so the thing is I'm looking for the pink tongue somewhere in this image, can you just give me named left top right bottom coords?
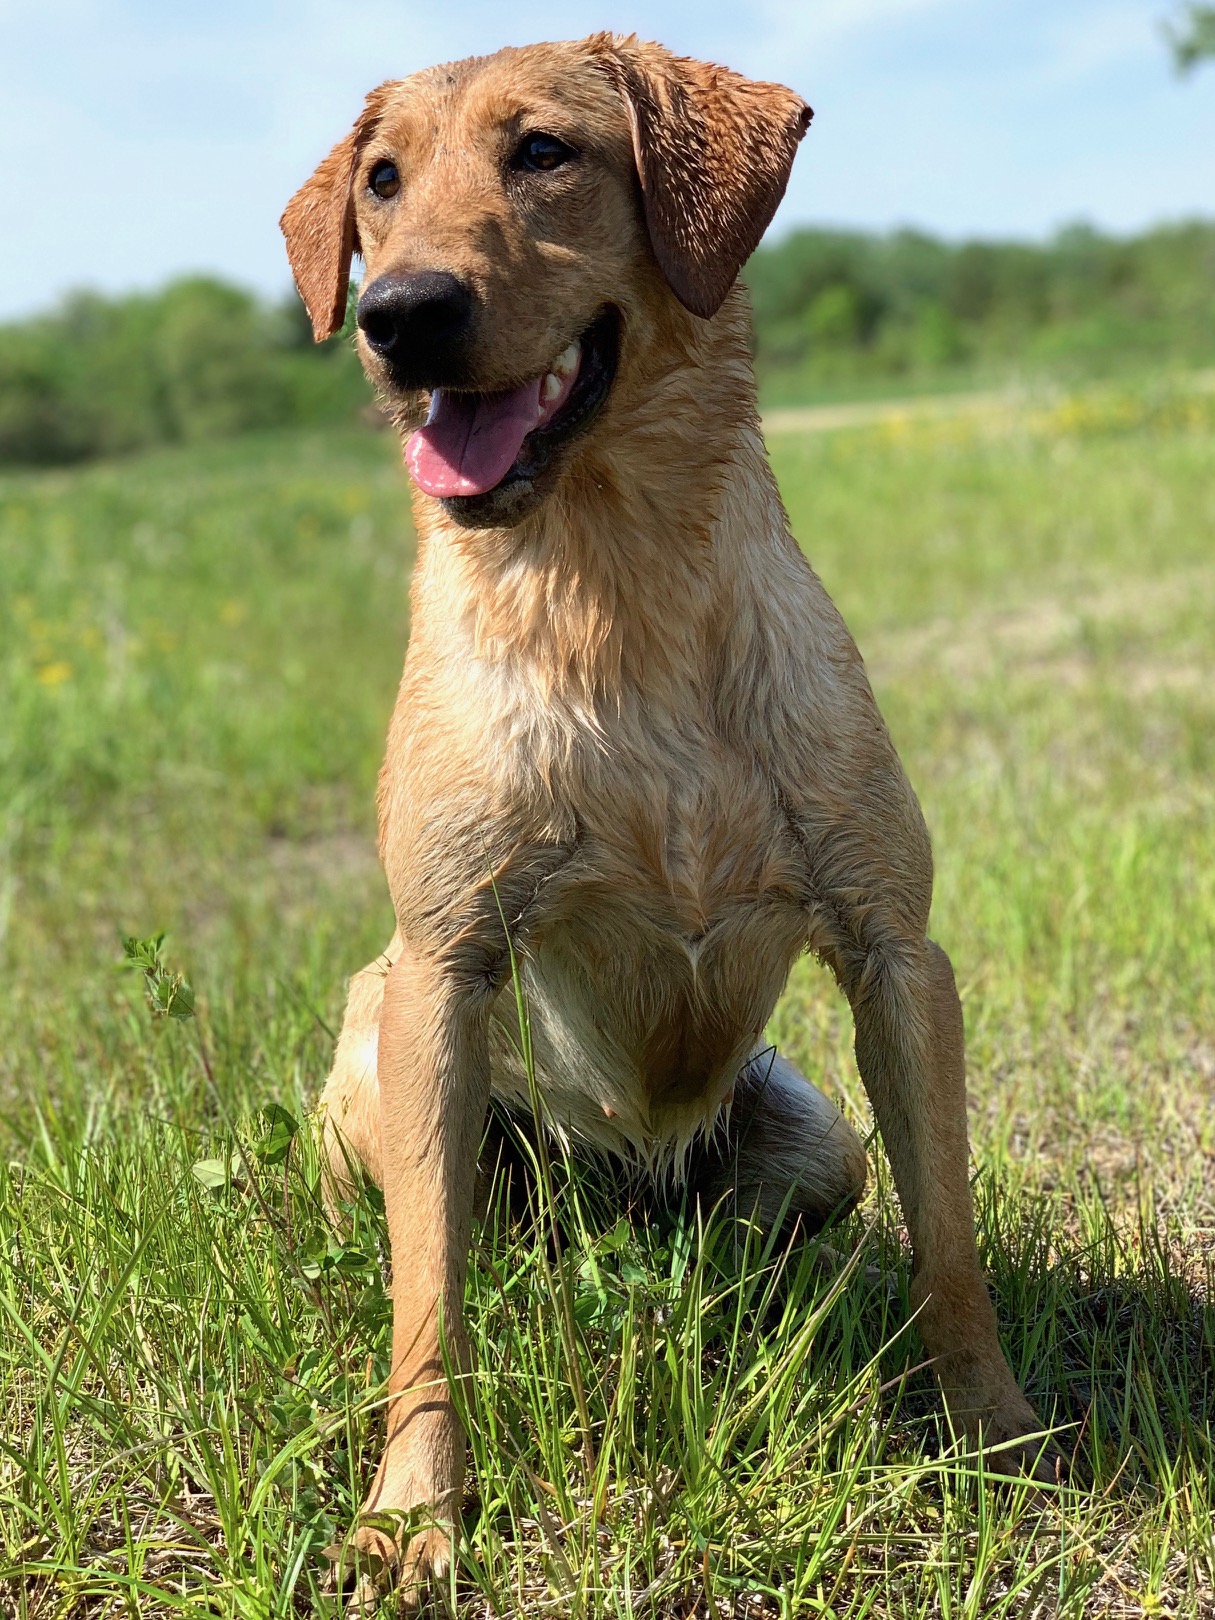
left=406, top=378, right=543, bottom=498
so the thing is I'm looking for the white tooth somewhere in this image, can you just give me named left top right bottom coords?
left=541, top=372, right=563, bottom=404
left=551, top=341, right=579, bottom=378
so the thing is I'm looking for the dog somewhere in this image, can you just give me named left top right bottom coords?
left=281, top=32, right=1057, bottom=1597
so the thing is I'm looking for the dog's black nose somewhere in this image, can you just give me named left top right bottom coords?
left=356, top=271, right=473, bottom=384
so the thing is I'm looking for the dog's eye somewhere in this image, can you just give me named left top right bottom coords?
left=513, top=133, right=575, bottom=173
left=368, top=160, right=400, bottom=200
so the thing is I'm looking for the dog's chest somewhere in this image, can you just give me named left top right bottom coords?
left=464, top=654, right=806, bottom=925
left=576, top=736, right=803, bottom=932
left=490, top=716, right=811, bottom=1150
left=432, top=627, right=815, bottom=1157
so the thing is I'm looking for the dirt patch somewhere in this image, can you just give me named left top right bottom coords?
left=868, top=567, right=1215, bottom=696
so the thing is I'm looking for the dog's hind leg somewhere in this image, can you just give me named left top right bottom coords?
left=688, top=1048, right=868, bottom=1232
left=317, top=933, right=401, bottom=1213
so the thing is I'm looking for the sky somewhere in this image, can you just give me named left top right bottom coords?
left=1, top=0, right=1213, bottom=321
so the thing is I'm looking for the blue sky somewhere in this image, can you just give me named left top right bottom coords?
left=2, top=0, right=1213, bottom=320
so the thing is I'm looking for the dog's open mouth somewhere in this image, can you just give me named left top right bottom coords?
left=405, top=308, right=619, bottom=505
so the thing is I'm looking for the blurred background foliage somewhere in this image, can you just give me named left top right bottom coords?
left=0, top=278, right=365, bottom=466
left=749, top=219, right=1215, bottom=401
left=2, top=216, right=1215, bottom=464
left=1168, top=2, right=1215, bottom=69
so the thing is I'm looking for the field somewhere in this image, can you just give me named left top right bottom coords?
left=1, top=381, right=1213, bottom=1617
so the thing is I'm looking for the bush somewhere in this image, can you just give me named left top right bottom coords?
left=745, top=219, right=1215, bottom=392
left=0, top=278, right=368, bottom=466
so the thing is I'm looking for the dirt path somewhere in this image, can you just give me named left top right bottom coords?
left=760, top=368, right=1215, bottom=437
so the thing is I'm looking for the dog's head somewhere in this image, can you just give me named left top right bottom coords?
left=281, top=36, right=810, bottom=528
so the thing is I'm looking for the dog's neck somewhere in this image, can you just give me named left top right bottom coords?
left=405, top=292, right=780, bottom=706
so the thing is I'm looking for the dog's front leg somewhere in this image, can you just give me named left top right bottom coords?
left=351, top=943, right=490, bottom=1595
left=842, top=932, right=1060, bottom=1478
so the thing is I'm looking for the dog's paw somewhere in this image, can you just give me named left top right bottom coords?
left=323, top=1521, right=393, bottom=1615
left=973, top=1391, right=1067, bottom=1485
left=945, top=1374, right=1067, bottom=1485
left=397, top=1525, right=453, bottom=1605
left=326, top=1515, right=453, bottom=1612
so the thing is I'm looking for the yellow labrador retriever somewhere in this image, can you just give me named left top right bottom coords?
left=282, top=31, right=1056, bottom=1595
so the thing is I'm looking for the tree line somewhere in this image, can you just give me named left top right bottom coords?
left=2, top=218, right=1214, bottom=465
left=0, top=278, right=366, bottom=466
left=748, top=219, right=1215, bottom=394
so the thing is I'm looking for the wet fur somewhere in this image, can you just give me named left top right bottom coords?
left=282, top=32, right=1057, bottom=1600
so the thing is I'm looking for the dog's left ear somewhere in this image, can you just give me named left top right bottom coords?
left=591, top=35, right=812, bottom=320
left=280, top=84, right=393, bottom=342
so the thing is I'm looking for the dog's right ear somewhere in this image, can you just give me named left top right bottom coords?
left=280, top=85, right=392, bottom=342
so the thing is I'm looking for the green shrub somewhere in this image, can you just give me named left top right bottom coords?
left=0, top=278, right=369, bottom=466
left=746, top=219, right=1215, bottom=394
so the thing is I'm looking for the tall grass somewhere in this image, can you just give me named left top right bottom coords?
left=1, top=382, right=1213, bottom=1614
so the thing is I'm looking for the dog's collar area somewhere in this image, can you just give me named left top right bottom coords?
left=435, top=306, right=621, bottom=529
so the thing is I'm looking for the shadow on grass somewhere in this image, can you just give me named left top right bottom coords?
left=474, top=1098, right=1215, bottom=1502
left=979, top=1173, right=1215, bottom=1498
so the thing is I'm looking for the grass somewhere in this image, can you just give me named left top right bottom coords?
left=1, top=380, right=1213, bottom=1616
